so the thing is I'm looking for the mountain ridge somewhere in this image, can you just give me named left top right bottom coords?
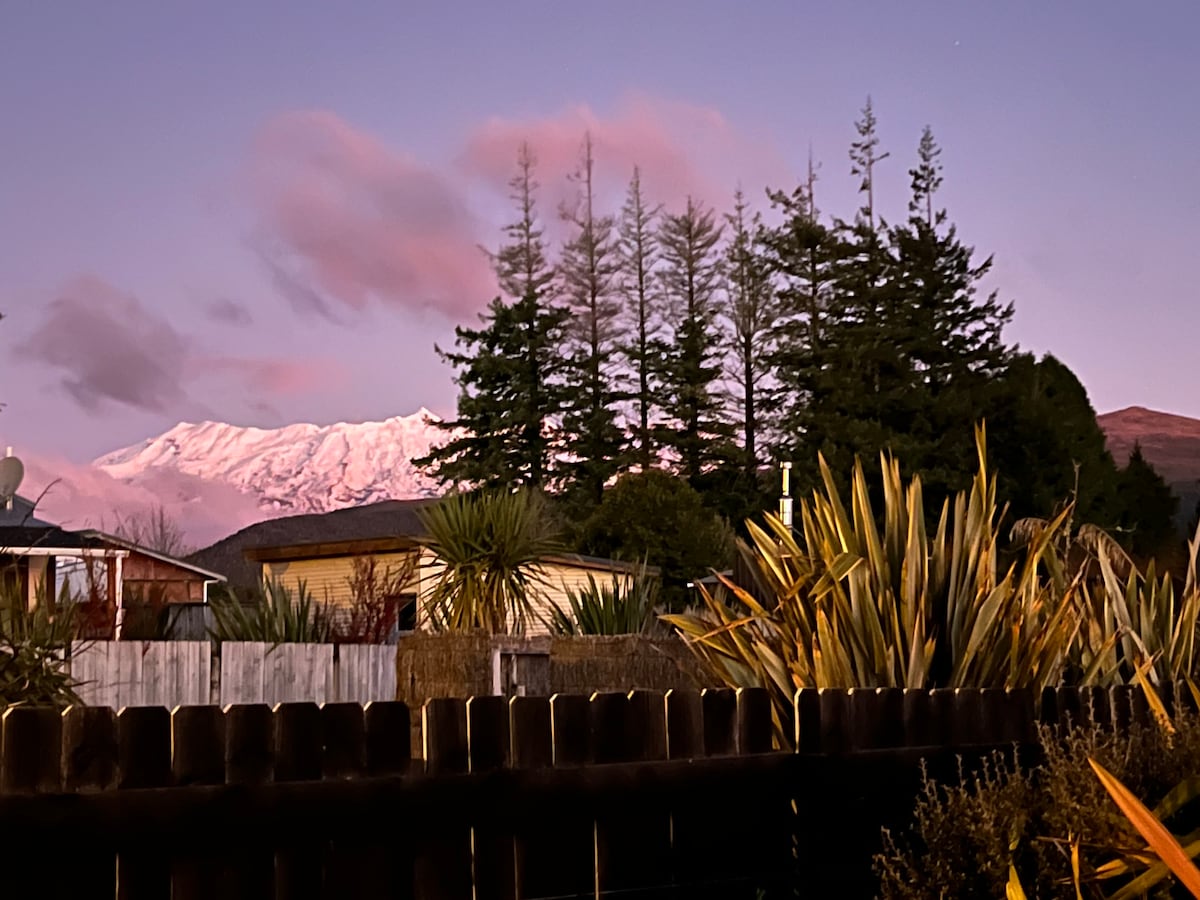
left=94, top=409, right=448, bottom=515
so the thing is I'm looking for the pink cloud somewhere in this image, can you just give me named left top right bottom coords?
left=458, top=93, right=791, bottom=217
left=196, top=356, right=350, bottom=396
left=16, top=276, right=191, bottom=414
left=250, top=110, right=497, bottom=320
left=17, top=275, right=346, bottom=416
left=17, top=452, right=277, bottom=550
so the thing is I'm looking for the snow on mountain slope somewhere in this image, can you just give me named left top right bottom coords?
left=94, top=409, right=447, bottom=514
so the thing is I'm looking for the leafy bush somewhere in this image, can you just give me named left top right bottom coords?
left=209, top=578, right=331, bottom=645
left=579, top=470, right=736, bottom=610
left=0, top=580, right=82, bottom=707
left=547, top=561, right=662, bottom=636
left=330, top=555, right=418, bottom=644
left=876, top=713, right=1200, bottom=899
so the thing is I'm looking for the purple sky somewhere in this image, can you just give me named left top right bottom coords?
left=2, top=0, right=1198, bottom=466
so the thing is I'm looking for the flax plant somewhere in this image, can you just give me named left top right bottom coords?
left=419, top=488, right=563, bottom=635
left=665, top=427, right=1088, bottom=738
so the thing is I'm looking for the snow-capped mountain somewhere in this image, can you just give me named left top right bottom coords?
left=94, top=409, right=447, bottom=514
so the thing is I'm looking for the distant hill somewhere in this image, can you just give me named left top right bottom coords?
left=1099, top=406, right=1200, bottom=528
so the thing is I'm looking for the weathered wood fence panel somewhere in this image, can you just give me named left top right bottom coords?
left=219, top=642, right=335, bottom=706
left=335, top=643, right=397, bottom=703
left=71, top=641, right=211, bottom=709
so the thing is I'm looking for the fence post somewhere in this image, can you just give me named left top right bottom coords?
left=274, top=703, right=324, bottom=900
left=61, top=705, right=119, bottom=899
left=468, top=696, right=516, bottom=900
left=222, top=704, right=275, bottom=899
left=417, top=698, right=473, bottom=900
left=592, top=691, right=671, bottom=897
left=701, top=688, right=737, bottom=756
left=534, top=693, right=594, bottom=900
left=509, top=696, right=555, bottom=900
left=359, top=701, right=414, bottom=900
left=1, top=706, right=62, bottom=793
left=170, top=706, right=227, bottom=900
left=117, top=706, right=172, bottom=900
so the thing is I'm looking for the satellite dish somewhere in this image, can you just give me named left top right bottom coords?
left=0, top=455, right=24, bottom=503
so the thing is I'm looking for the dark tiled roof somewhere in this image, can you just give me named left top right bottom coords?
left=0, top=495, right=55, bottom=529
left=0, top=525, right=106, bottom=551
left=187, top=499, right=435, bottom=589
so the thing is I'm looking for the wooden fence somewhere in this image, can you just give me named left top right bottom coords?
left=0, top=682, right=1170, bottom=899
left=69, top=641, right=397, bottom=708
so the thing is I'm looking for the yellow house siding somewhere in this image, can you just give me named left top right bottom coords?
left=262, top=547, right=633, bottom=636
left=263, top=551, right=420, bottom=609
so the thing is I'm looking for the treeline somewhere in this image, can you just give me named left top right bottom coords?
left=418, top=99, right=1177, bottom=584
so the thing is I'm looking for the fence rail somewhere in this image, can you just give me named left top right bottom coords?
left=0, top=683, right=1184, bottom=899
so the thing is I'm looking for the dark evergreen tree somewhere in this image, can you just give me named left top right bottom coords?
left=723, top=188, right=775, bottom=478
left=616, top=167, right=664, bottom=470
left=656, top=196, right=735, bottom=483
left=558, top=134, right=624, bottom=504
left=579, top=469, right=735, bottom=609
left=1115, top=443, right=1179, bottom=559
left=417, top=144, right=569, bottom=489
left=985, top=353, right=1122, bottom=523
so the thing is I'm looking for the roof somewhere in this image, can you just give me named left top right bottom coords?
left=0, top=524, right=109, bottom=552
left=0, top=495, right=56, bottom=529
left=188, top=499, right=435, bottom=589
left=541, top=554, right=662, bottom=576
left=77, top=530, right=227, bottom=582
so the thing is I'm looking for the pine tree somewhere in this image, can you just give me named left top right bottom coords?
left=417, top=144, right=569, bottom=489
left=557, top=134, right=624, bottom=504
left=761, top=154, right=844, bottom=469
left=616, top=167, right=664, bottom=470
left=656, top=196, right=733, bottom=483
left=885, top=126, right=1013, bottom=491
left=723, top=188, right=775, bottom=476
left=848, top=95, right=890, bottom=232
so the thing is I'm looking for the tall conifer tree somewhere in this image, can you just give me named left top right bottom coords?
left=656, top=196, right=733, bottom=483
left=558, top=134, right=623, bottom=503
left=616, top=167, right=664, bottom=470
left=723, top=188, right=775, bottom=476
left=417, top=144, right=569, bottom=489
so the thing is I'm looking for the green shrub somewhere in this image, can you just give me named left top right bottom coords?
left=209, top=578, right=331, bottom=645
left=876, top=715, right=1200, bottom=898
left=547, top=560, right=663, bottom=636
left=0, top=580, right=82, bottom=708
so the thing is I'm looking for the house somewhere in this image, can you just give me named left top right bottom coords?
left=0, top=494, right=226, bottom=638
left=189, top=499, right=654, bottom=637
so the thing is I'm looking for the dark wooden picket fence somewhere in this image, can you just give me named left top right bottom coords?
left=0, top=683, right=1176, bottom=899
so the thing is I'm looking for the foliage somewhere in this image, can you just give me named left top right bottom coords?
left=1115, top=444, right=1180, bottom=561
left=105, top=504, right=192, bottom=557
left=723, top=188, right=776, bottom=478
left=986, top=353, right=1124, bottom=525
left=209, top=578, right=331, bottom=645
left=547, top=560, right=662, bottom=636
left=876, top=679, right=1200, bottom=900
left=331, top=554, right=418, bottom=644
left=0, top=579, right=81, bottom=707
left=419, top=488, right=563, bottom=635
left=655, top=195, right=736, bottom=484
left=616, top=166, right=665, bottom=471
left=579, top=469, right=736, bottom=610
left=667, top=426, right=1096, bottom=740
left=417, top=143, right=570, bottom=491
left=558, top=133, right=626, bottom=506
